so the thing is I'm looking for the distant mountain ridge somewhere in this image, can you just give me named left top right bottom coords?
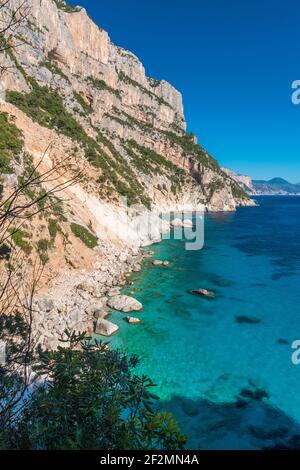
left=252, top=178, right=300, bottom=195
left=222, top=169, right=300, bottom=195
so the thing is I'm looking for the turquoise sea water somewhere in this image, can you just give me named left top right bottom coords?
left=106, top=196, right=300, bottom=449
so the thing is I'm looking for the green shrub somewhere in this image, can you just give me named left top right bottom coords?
left=10, top=229, right=32, bottom=254
left=0, top=112, right=23, bottom=174
left=87, top=76, right=121, bottom=99
left=230, top=181, right=247, bottom=199
left=39, top=60, right=69, bottom=82
left=118, top=72, right=171, bottom=107
left=70, top=223, right=98, bottom=248
left=163, top=130, right=219, bottom=171
left=37, top=239, right=50, bottom=252
left=53, top=0, right=81, bottom=13
left=36, top=239, right=50, bottom=264
left=0, top=331, right=186, bottom=450
left=6, top=78, right=151, bottom=207
left=48, top=219, right=59, bottom=239
left=0, top=244, right=11, bottom=260
left=125, top=140, right=186, bottom=189
left=73, top=91, right=92, bottom=116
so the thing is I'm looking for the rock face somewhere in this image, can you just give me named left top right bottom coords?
left=107, top=295, right=143, bottom=313
left=222, top=168, right=256, bottom=195
left=1, top=0, right=252, bottom=217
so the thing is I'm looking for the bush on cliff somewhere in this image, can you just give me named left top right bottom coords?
left=0, top=112, right=23, bottom=174
left=70, top=223, right=98, bottom=249
left=0, top=330, right=186, bottom=450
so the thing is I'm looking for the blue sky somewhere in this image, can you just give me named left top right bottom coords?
left=69, top=0, right=300, bottom=182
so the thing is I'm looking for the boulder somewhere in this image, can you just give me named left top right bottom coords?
left=94, top=318, right=119, bottom=336
left=132, top=264, right=141, bottom=272
left=152, top=260, right=169, bottom=266
left=126, top=316, right=142, bottom=324
left=107, top=295, right=143, bottom=313
left=182, top=219, right=193, bottom=228
left=93, top=308, right=109, bottom=320
left=85, top=300, right=108, bottom=316
left=107, top=287, right=121, bottom=297
left=171, top=218, right=184, bottom=227
left=171, top=218, right=193, bottom=228
left=189, top=289, right=215, bottom=299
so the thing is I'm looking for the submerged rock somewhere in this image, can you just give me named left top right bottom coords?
left=94, top=318, right=119, bottom=336
left=235, top=315, right=261, bottom=324
left=239, top=387, right=269, bottom=401
left=277, top=338, right=289, bottom=345
left=188, top=289, right=215, bottom=299
left=107, top=295, right=143, bottom=313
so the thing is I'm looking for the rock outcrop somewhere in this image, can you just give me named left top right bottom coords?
left=95, top=318, right=119, bottom=336
left=107, top=295, right=143, bottom=313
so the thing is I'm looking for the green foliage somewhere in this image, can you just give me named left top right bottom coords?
left=6, top=79, right=149, bottom=206
left=118, top=72, right=171, bottom=108
left=163, top=131, right=219, bottom=171
left=53, top=0, right=81, bottom=13
left=125, top=140, right=186, bottom=191
left=0, top=112, right=23, bottom=174
left=1, top=333, right=186, bottom=450
left=48, top=218, right=60, bottom=239
left=39, top=60, right=69, bottom=81
left=73, top=91, right=92, bottom=116
left=230, top=181, right=248, bottom=199
left=207, top=179, right=225, bottom=196
left=0, top=313, right=34, bottom=448
left=70, top=223, right=98, bottom=249
left=36, top=238, right=50, bottom=264
left=0, top=244, right=11, bottom=260
left=6, top=79, right=84, bottom=138
left=10, top=229, right=32, bottom=254
left=36, top=238, right=50, bottom=252
left=87, top=76, right=121, bottom=99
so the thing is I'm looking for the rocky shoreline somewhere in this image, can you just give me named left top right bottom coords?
left=32, top=242, right=149, bottom=350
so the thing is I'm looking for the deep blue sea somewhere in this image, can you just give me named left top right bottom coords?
left=107, top=196, right=300, bottom=449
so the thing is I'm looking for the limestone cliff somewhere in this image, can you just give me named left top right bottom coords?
left=0, top=0, right=255, bottom=346
left=1, top=0, right=253, bottom=216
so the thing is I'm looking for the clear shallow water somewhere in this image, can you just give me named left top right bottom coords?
left=106, top=197, right=300, bottom=449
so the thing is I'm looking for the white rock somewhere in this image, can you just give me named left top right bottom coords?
left=152, top=260, right=164, bottom=266
left=107, top=287, right=121, bottom=297
left=171, top=218, right=183, bottom=227
left=152, top=260, right=169, bottom=266
left=182, top=219, right=193, bottom=228
left=94, top=318, right=119, bottom=336
left=126, top=316, right=142, bottom=324
left=107, top=295, right=143, bottom=313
